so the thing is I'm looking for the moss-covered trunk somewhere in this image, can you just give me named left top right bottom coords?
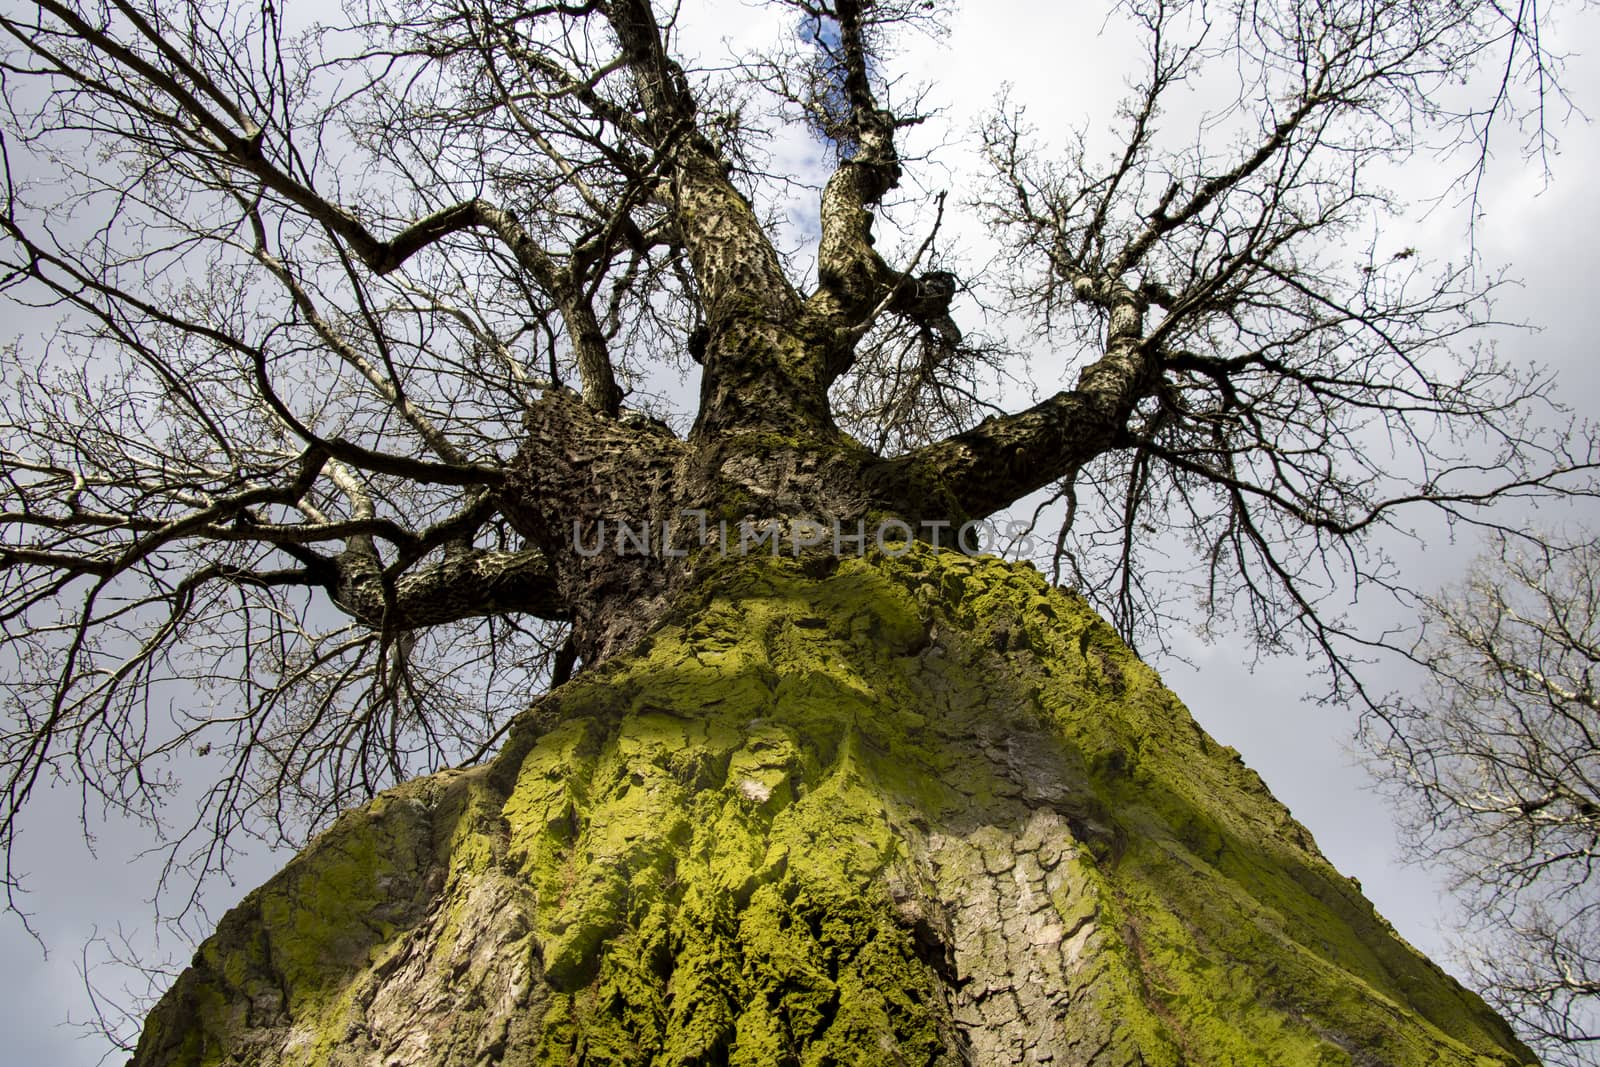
left=132, top=547, right=1534, bottom=1066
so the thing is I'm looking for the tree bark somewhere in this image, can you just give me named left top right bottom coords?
left=131, top=546, right=1534, bottom=1066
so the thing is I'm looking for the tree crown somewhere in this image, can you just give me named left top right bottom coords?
left=0, top=0, right=1592, bottom=926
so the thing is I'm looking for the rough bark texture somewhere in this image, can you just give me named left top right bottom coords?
left=132, top=546, right=1532, bottom=1066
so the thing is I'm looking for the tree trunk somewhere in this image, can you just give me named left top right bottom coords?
left=131, top=547, right=1535, bottom=1066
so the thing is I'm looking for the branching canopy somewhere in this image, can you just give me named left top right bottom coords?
left=1371, top=536, right=1600, bottom=1064
left=0, top=0, right=1591, bottom=925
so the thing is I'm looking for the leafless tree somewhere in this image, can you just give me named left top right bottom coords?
left=0, top=0, right=1590, bottom=1007
left=1370, top=534, right=1600, bottom=1065
left=973, top=0, right=1594, bottom=664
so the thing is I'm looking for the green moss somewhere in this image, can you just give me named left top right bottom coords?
left=133, top=545, right=1537, bottom=1066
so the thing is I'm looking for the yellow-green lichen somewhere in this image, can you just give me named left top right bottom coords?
left=133, top=545, right=1536, bottom=1067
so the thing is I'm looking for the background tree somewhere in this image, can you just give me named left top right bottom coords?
left=0, top=0, right=1592, bottom=1061
left=1370, top=535, right=1600, bottom=1066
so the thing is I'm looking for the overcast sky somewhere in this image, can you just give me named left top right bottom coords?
left=4, top=1, right=1600, bottom=1063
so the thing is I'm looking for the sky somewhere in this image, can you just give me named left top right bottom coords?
left=4, top=1, right=1600, bottom=1062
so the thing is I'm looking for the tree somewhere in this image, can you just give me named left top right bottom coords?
left=0, top=0, right=1590, bottom=1061
left=1370, top=535, right=1600, bottom=1066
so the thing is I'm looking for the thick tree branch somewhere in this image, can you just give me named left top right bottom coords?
left=803, top=0, right=960, bottom=380
left=602, top=0, right=799, bottom=328
left=330, top=547, right=568, bottom=630
left=879, top=283, right=1153, bottom=519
